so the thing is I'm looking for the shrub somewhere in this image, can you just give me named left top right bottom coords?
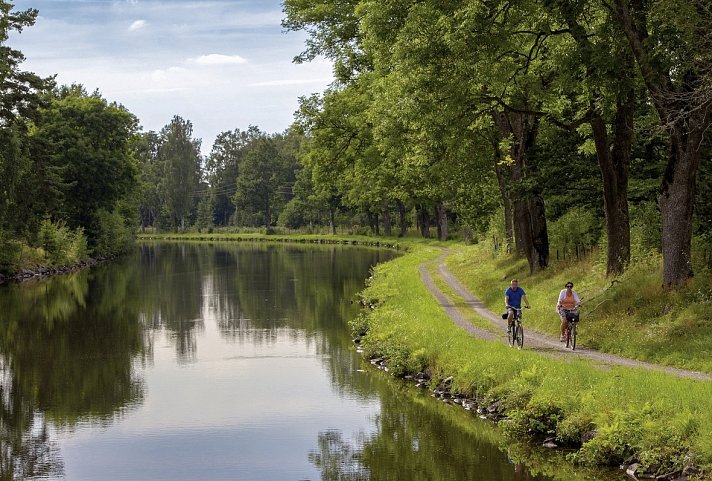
left=349, top=312, right=370, bottom=337
left=93, top=208, right=134, bottom=256
left=37, top=218, right=87, bottom=265
left=0, top=230, right=22, bottom=274
left=504, top=399, right=565, bottom=439
left=630, top=201, right=662, bottom=255
left=549, top=206, right=601, bottom=262
left=556, top=412, right=595, bottom=447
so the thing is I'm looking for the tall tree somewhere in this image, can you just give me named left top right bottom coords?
left=32, top=85, right=138, bottom=240
left=205, top=126, right=262, bottom=226
left=538, top=0, right=637, bottom=276
left=612, top=0, right=712, bottom=286
left=134, top=131, right=163, bottom=230
left=0, top=2, right=52, bottom=238
left=232, top=137, right=288, bottom=227
left=159, top=116, right=202, bottom=230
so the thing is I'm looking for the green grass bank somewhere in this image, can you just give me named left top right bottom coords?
left=355, top=241, right=712, bottom=479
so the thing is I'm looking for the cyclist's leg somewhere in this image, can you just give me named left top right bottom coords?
left=559, top=312, right=567, bottom=341
left=507, top=308, right=514, bottom=332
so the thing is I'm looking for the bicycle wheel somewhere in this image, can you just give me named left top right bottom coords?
left=569, top=323, right=577, bottom=350
left=565, top=323, right=572, bottom=349
left=515, top=323, right=524, bottom=349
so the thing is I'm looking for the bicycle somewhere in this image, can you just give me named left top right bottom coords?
left=561, top=307, right=580, bottom=350
left=506, top=306, right=525, bottom=349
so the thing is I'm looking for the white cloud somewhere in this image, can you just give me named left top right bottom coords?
left=10, top=0, right=335, bottom=155
left=128, top=20, right=147, bottom=32
left=191, top=54, right=248, bottom=66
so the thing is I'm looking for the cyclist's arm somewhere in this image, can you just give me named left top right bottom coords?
left=522, top=294, right=531, bottom=308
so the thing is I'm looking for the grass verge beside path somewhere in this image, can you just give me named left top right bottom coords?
left=444, top=245, right=712, bottom=375
left=356, top=242, right=712, bottom=478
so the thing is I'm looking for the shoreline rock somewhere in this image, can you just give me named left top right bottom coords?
left=0, top=256, right=114, bottom=285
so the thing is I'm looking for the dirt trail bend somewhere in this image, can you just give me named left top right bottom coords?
left=418, top=252, right=711, bottom=382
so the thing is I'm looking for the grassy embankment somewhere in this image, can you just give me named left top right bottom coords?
left=355, top=241, right=712, bottom=477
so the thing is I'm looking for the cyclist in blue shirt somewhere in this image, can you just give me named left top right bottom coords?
left=505, top=279, right=530, bottom=332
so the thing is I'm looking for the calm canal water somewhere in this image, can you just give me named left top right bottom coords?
left=0, top=242, right=617, bottom=481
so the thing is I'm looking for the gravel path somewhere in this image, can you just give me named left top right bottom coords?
left=418, top=252, right=711, bottom=382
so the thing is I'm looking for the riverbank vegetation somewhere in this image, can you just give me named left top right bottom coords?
left=0, top=7, right=139, bottom=275
left=354, top=240, right=712, bottom=478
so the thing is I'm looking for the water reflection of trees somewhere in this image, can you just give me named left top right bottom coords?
left=0, top=264, right=148, bottom=479
left=309, top=430, right=369, bottom=481
left=208, top=244, right=380, bottom=337
left=0, top=242, right=396, bottom=479
left=136, top=244, right=207, bottom=362
left=307, top=376, right=522, bottom=481
left=0, top=361, right=64, bottom=480
left=310, top=376, right=617, bottom=481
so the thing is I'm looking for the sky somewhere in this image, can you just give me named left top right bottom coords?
left=8, top=0, right=334, bottom=155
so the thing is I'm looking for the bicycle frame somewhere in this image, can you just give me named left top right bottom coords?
left=507, top=306, right=524, bottom=349
left=561, top=308, right=579, bottom=350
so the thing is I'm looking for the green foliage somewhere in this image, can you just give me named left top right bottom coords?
left=37, top=218, right=88, bottom=266
left=194, top=196, right=214, bottom=232
left=630, top=201, right=662, bottom=255
left=504, top=399, right=565, bottom=439
left=203, top=126, right=263, bottom=226
left=548, top=207, right=602, bottom=260
left=556, top=412, right=595, bottom=447
left=158, top=116, right=202, bottom=230
left=573, top=405, right=695, bottom=473
left=232, top=137, right=291, bottom=227
left=92, top=208, right=134, bottom=257
left=0, top=230, right=23, bottom=274
left=33, top=86, right=139, bottom=232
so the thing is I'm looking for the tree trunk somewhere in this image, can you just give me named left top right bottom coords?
left=397, top=200, right=407, bottom=237
left=557, top=4, right=633, bottom=276
left=613, top=0, right=711, bottom=286
left=329, top=206, right=336, bottom=235
left=434, top=202, right=448, bottom=241
left=660, top=126, right=703, bottom=285
left=495, top=109, right=548, bottom=271
left=366, top=210, right=379, bottom=235
left=528, top=194, right=549, bottom=271
left=382, top=199, right=392, bottom=237
left=590, top=97, right=633, bottom=276
left=435, top=205, right=442, bottom=240
left=493, top=143, right=514, bottom=253
left=416, top=205, right=430, bottom=238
